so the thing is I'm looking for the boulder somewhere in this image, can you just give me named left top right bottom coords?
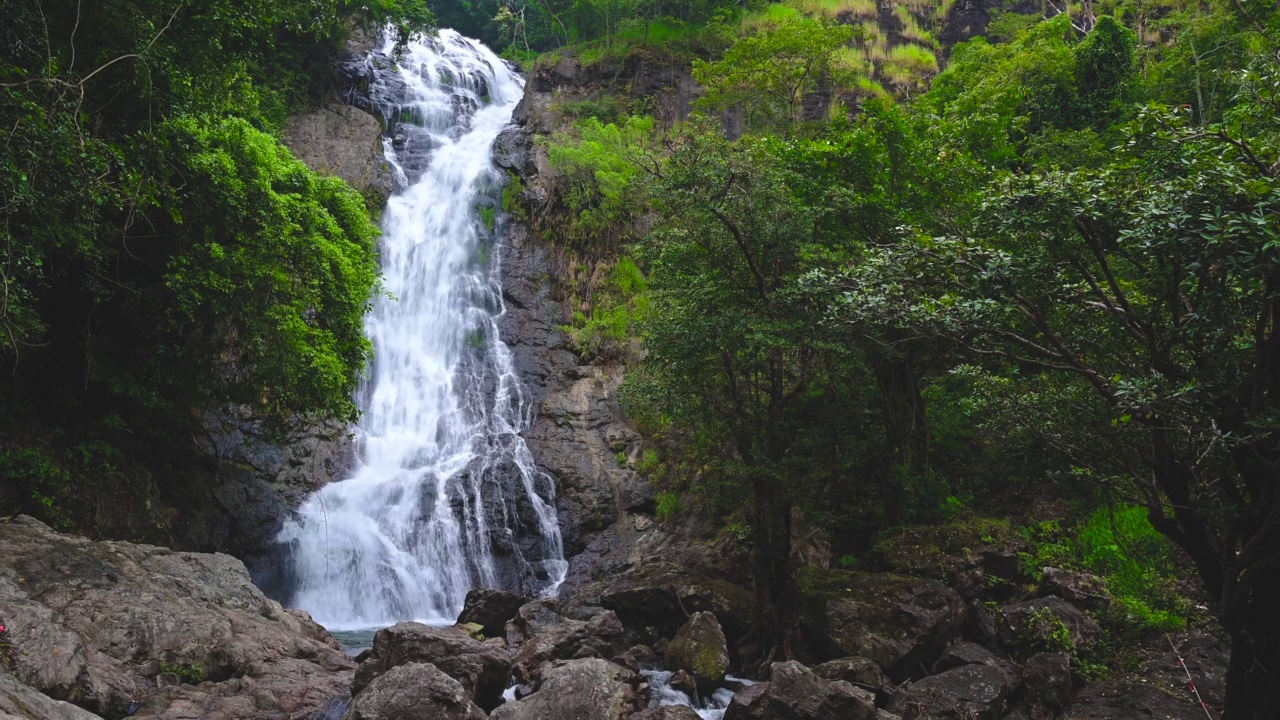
left=1067, top=680, right=1204, bottom=719
left=0, top=670, right=102, bottom=720
left=599, top=561, right=754, bottom=642
left=998, top=596, right=1100, bottom=660
left=490, top=658, right=637, bottom=720
left=508, top=601, right=628, bottom=685
left=664, top=612, right=729, bottom=687
left=343, top=662, right=487, bottom=720
left=813, top=656, right=893, bottom=705
left=1021, top=652, right=1072, bottom=715
left=0, top=515, right=353, bottom=719
left=932, top=642, right=1018, bottom=683
left=353, top=622, right=510, bottom=711
left=902, top=663, right=1017, bottom=720
left=803, top=571, right=967, bottom=681
left=723, top=662, right=876, bottom=720
left=1038, top=568, right=1111, bottom=611
left=458, top=589, right=530, bottom=639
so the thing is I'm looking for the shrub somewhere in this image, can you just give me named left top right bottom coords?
left=656, top=491, right=686, bottom=522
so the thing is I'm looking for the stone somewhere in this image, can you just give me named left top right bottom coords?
left=353, top=622, right=510, bottom=712
left=1022, top=652, right=1072, bottom=715
left=508, top=602, right=628, bottom=686
left=0, top=516, right=353, bottom=719
left=1038, top=568, right=1111, bottom=611
left=903, top=663, right=1017, bottom=720
left=597, top=562, right=754, bottom=643
left=283, top=104, right=393, bottom=202
left=1067, top=680, right=1205, bottom=719
left=458, top=589, right=530, bottom=639
left=0, top=670, right=102, bottom=720
left=489, top=658, right=637, bottom=720
left=932, top=641, right=1018, bottom=683
left=813, top=656, right=893, bottom=704
left=804, top=571, right=967, bottom=681
left=723, top=662, right=876, bottom=720
left=343, top=662, right=487, bottom=720
left=721, top=683, right=769, bottom=720
left=998, top=596, right=1100, bottom=660
left=664, top=612, right=729, bottom=688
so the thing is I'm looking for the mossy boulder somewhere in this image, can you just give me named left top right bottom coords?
left=664, top=612, right=729, bottom=688
left=799, top=569, right=966, bottom=682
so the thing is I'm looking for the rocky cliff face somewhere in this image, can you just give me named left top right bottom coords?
left=181, top=39, right=392, bottom=576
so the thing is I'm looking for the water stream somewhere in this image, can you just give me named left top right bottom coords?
left=277, top=30, right=566, bottom=631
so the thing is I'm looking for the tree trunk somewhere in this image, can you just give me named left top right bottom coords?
left=1221, top=532, right=1280, bottom=719
left=744, top=469, right=798, bottom=671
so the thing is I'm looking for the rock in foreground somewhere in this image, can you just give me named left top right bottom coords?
left=0, top=515, right=353, bottom=719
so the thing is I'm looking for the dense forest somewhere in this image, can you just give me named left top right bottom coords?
left=3, top=0, right=1279, bottom=717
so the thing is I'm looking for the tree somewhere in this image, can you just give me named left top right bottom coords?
left=624, top=125, right=845, bottom=667
left=693, top=18, right=857, bottom=130
left=846, top=66, right=1280, bottom=717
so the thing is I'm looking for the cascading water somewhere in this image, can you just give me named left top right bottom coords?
left=276, top=30, right=567, bottom=631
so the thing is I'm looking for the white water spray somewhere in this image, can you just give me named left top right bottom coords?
left=277, top=30, right=566, bottom=631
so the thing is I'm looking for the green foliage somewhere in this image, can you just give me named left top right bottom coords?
left=159, top=662, right=207, bottom=685
left=656, top=490, right=686, bottom=522
left=548, top=116, right=655, bottom=252
left=693, top=18, right=858, bottom=130
left=1022, top=505, right=1186, bottom=633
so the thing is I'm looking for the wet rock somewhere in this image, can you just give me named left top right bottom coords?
left=1067, top=680, right=1204, bottom=719
left=667, top=669, right=698, bottom=698
left=0, top=516, right=352, bottom=719
left=458, top=588, right=530, bottom=639
left=353, top=622, right=510, bottom=712
left=490, top=658, right=638, bottom=720
left=612, top=645, right=658, bottom=674
left=1021, top=652, right=1072, bottom=715
left=722, top=682, right=769, bottom=720
left=0, top=670, right=102, bottom=720
left=508, top=602, right=628, bottom=685
left=723, top=662, right=876, bottom=720
left=665, top=612, right=729, bottom=688
left=903, top=663, right=1017, bottom=719
left=998, top=596, right=1100, bottom=660
left=804, top=571, right=967, bottom=681
left=344, top=662, right=487, bottom=720
left=1038, top=568, right=1111, bottom=611
left=193, top=410, right=354, bottom=590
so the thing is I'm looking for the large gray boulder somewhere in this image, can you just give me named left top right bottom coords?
left=998, top=596, right=1100, bottom=660
left=0, top=670, right=102, bottom=720
left=723, top=661, right=877, bottom=720
left=343, top=662, right=487, bottom=720
left=664, top=612, right=729, bottom=688
left=507, top=602, right=628, bottom=685
left=0, top=516, right=353, bottom=719
left=353, top=622, right=510, bottom=711
left=490, top=658, right=638, bottom=720
left=901, top=663, right=1017, bottom=719
left=804, top=571, right=967, bottom=681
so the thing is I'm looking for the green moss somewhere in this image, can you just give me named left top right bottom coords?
left=160, top=662, right=206, bottom=685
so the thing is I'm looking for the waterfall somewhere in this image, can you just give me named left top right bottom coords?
left=276, top=29, right=567, bottom=631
